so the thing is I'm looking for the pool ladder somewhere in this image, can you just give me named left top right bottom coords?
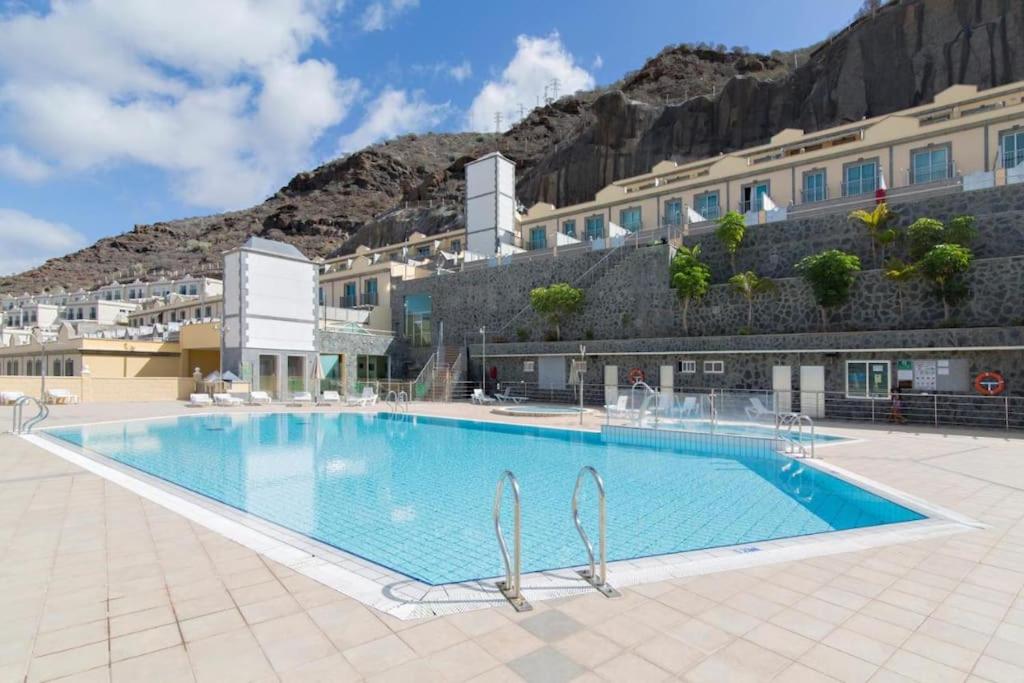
left=775, top=413, right=815, bottom=459
left=11, top=396, right=49, bottom=434
left=384, top=390, right=409, bottom=413
left=572, top=466, right=620, bottom=597
left=492, top=466, right=619, bottom=612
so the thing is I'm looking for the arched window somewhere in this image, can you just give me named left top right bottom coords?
left=34, top=359, right=42, bottom=375
left=65, top=359, right=74, bottom=377
left=53, top=359, right=62, bottom=377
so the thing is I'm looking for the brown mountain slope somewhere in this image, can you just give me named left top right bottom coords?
left=4, top=0, right=1022, bottom=294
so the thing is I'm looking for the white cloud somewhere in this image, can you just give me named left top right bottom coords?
left=467, top=32, right=594, bottom=132
left=592, top=54, right=604, bottom=70
left=359, top=0, right=418, bottom=32
left=0, top=144, right=51, bottom=182
left=449, top=60, right=472, bottom=82
left=338, top=88, right=450, bottom=153
left=0, top=0, right=358, bottom=210
left=0, top=209, right=87, bottom=276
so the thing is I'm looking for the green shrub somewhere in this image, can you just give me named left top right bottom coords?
left=529, top=283, right=584, bottom=341
left=671, top=245, right=711, bottom=335
left=715, top=211, right=746, bottom=273
left=795, top=250, right=861, bottom=330
left=917, top=243, right=972, bottom=321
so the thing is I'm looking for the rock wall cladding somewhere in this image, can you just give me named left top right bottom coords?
left=396, top=241, right=1024, bottom=343
left=687, top=184, right=1024, bottom=285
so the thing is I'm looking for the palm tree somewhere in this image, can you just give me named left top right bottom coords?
left=882, top=258, right=916, bottom=322
left=728, top=271, right=776, bottom=330
left=849, top=202, right=897, bottom=266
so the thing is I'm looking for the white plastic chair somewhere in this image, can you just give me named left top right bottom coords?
left=187, top=393, right=213, bottom=407
left=471, top=388, right=495, bottom=404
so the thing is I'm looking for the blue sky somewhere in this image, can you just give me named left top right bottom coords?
left=0, top=0, right=862, bottom=276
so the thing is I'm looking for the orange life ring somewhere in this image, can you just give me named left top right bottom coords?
left=974, top=371, right=1005, bottom=396
left=628, top=367, right=646, bottom=384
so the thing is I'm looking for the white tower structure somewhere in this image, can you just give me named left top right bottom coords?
left=465, top=152, right=517, bottom=256
left=221, top=237, right=318, bottom=399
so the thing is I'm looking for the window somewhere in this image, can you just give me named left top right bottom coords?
left=179, top=285, right=187, bottom=295
left=619, top=207, right=642, bottom=233
left=1002, top=129, right=1024, bottom=169
left=64, top=359, right=73, bottom=376
left=703, top=360, right=725, bottom=374
left=677, top=359, right=696, bottom=374
left=205, top=306, right=212, bottom=318
left=562, top=220, right=576, bottom=238
left=740, top=182, right=770, bottom=212
left=286, top=356, right=305, bottom=394
left=318, top=287, right=325, bottom=306
left=843, top=160, right=877, bottom=196
left=342, top=282, right=357, bottom=308
left=523, top=360, right=535, bottom=373
left=846, top=360, right=891, bottom=399
left=911, top=145, right=950, bottom=184
left=404, top=293, right=432, bottom=347
left=195, top=308, right=201, bottom=319
left=802, top=170, right=827, bottom=203
left=416, top=245, right=431, bottom=258
left=89, top=307, right=96, bottom=319
left=694, top=192, right=720, bottom=221
left=663, top=199, right=683, bottom=226
left=363, top=278, right=379, bottom=306
left=34, top=359, right=42, bottom=375
left=450, top=239, right=462, bottom=253
left=189, top=284, right=198, bottom=295
left=53, top=359, right=62, bottom=376
left=584, top=215, right=604, bottom=241
left=259, top=355, right=278, bottom=396
left=529, top=226, right=547, bottom=250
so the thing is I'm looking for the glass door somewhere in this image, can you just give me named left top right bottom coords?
left=258, top=355, right=277, bottom=396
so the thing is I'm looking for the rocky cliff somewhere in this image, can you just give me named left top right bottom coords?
left=4, top=0, right=1023, bottom=294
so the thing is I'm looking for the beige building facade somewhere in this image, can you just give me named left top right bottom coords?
left=521, top=82, right=1024, bottom=246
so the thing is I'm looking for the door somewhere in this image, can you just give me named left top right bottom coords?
left=538, top=356, right=567, bottom=391
left=773, top=365, right=792, bottom=414
left=659, top=365, right=674, bottom=397
left=604, top=365, right=618, bottom=405
left=799, top=365, right=825, bottom=418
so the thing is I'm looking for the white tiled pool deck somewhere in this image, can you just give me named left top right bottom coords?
left=3, top=400, right=1024, bottom=682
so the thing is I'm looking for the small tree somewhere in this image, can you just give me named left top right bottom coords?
left=848, top=202, right=896, bottom=265
left=907, top=218, right=945, bottom=261
left=728, top=271, right=776, bottom=331
left=795, top=250, right=861, bottom=330
left=945, top=215, right=978, bottom=248
left=529, top=283, right=584, bottom=341
left=715, top=210, right=746, bottom=273
left=882, top=258, right=917, bottom=321
left=917, top=244, right=972, bottom=321
left=670, top=245, right=711, bottom=335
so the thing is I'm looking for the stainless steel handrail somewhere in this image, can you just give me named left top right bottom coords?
left=775, top=413, right=815, bottom=458
left=571, top=466, right=619, bottom=597
left=12, top=396, right=49, bottom=434
left=492, top=470, right=531, bottom=611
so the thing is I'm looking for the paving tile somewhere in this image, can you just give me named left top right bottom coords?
left=745, top=622, right=815, bottom=659
left=179, top=608, right=246, bottom=642
left=110, top=644, right=194, bottom=683
left=110, top=624, right=182, bottom=662
left=506, top=645, right=585, bottom=683
left=799, top=643, right=878, bottom=683
left=591, top=613, right=659, bottom=648
left=251, top=613, right=338, bottom=673
left=476, top=623, right=545, bottom=663
left=109, top=605, right=177, bottom=638
left=822, top=628, right=895, bottom=666
left=186, top=628, right=274, bottom=683
left=27, top=642, right=109, bottom=683
left=34, top=620, right=108, bottom=657
left=595, top=652, right=671, bottom=682
left=774, top=662, right=841, bottom=682
left=882, top=650, right=967, bottom=683
left=666, top=618, right=734, bottom=654
left=343, top=634, right=418, bottom=677
left=307, top=602, right=392, bottom=651
left=239, top=594, right=302, bottom=625
left=277, top=653, right=362, bottom=682
left=425, top=641, right=501, bottom=682
left=633, top=634, right=705, bottom=675
left=517, top=611, right=583, bottom=643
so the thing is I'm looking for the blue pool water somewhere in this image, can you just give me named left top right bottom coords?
left=653, top=421, right=849, bottom=444
left=47, top=413, right=922, bottom=585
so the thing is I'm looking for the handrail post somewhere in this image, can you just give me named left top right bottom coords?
left=572, top=466, right=620, bottom=598
left=493, top=471, right=531, bottom=612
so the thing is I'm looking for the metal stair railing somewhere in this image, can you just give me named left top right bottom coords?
left=493, top=470, right=531, bottom=612
left=775, top=413, right=815, bottom=458
left=571, top=466, right=619, bottom=598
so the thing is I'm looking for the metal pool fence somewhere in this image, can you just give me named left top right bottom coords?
left=433, top=380, right=1024, bottom=431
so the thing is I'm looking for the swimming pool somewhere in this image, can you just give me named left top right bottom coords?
left=46, top=412, right=922, bottom=586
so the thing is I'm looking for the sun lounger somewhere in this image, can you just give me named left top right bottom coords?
left=45, top=388, right=79, bottom=404
left=187, top=393, right=213, bottom=407
left=346, top=387, right=378, bottom=407
left=288, top=391, right=314, bottom=406
left=493, top=388, right=527, bottom=404
left=744, top=397, right=774, bottom=421
left=604, top=395, right=629, bottom=418
left=471, top=388, right=495, bottom=404
left=320, top=390, right=341, bottom=405
left=213, top=393, right=243, bottom=406
left=247, top=391, right=272, bottom=405
left=679, top=396, right=698, bottom=417
left=0, top=391, right=24, bottom=405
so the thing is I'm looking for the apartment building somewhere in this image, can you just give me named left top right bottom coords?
left=520, top=82, right=1024, bottom=246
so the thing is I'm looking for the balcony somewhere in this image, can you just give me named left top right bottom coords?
left=340, top=295, right=358, bottom=309
left=361, top=291, right=379, bottom=307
